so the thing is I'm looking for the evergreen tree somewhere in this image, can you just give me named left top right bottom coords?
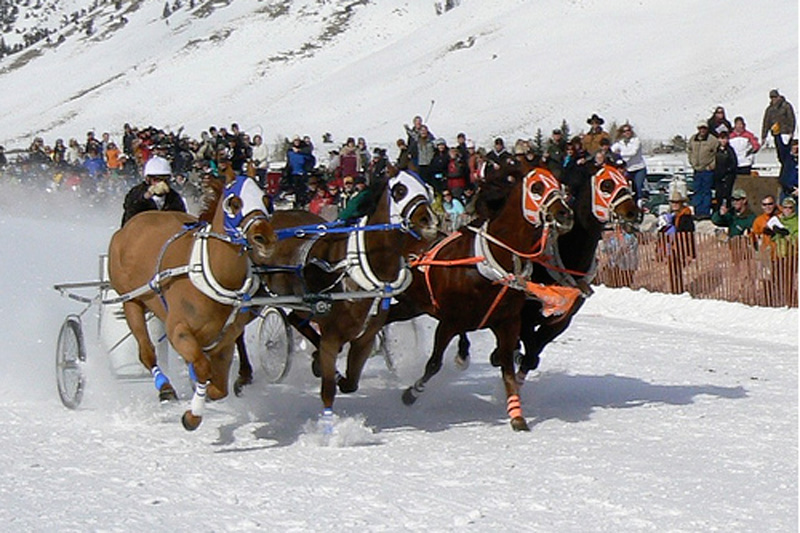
left=532, top=128, right=544, bottom=154
left=560, top=119, right=570, bottom=141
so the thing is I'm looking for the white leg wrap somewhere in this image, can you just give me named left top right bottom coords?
left=191, top=381, right=208, bottom=417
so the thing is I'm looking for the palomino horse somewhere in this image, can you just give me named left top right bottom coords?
left=108, top=175, right=276, bottom=430
left=387, top=164, right=575, bottom=431
left=513, top=162, right=638, bottom=378
left=257, top=170, right=438, bottom=423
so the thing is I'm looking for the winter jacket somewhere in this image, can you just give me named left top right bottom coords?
left=582, top=129, right=611, bottom=156
left=611, top=136, right=645, bottom=172
left=707, top=117, right=732, bottom=137
left=687, top=133, right=719, bottom=171
left=728, top=129, right=760, bottom=170
left=762, top=96, right=796, bottom=140
left=711, top=208, right=755, bottom=237
left=121, top=181, right=187, bottom=227
left=713, top=144, right=739, bottom=182
left=775, top=134, right=798, bottom=195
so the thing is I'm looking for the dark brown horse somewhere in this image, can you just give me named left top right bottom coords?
left=108, top=175, right=277, bottom=430
left=256, top=171, right=438, bottom=424
left=513, top=162, right=638, bottom=378
left=387, top=163, right=575, bottom=431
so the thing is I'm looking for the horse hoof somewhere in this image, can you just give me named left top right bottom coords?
left=338, top=380, right=358, bottom=394
left=401, top=387, right=418, bottom=406
left=181, top=411, right=202, bottom=431
left=159, top=384, right=178, bottom=403
left=489, top=349, right=501, bottom=367
left=233, top=376, right=251, bottom=397
left=510, top=417, right=530, bottom=432
left=454, top=353, right=470, bottom=371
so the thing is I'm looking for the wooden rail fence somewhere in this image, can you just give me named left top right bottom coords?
left=594, top=231, right=798, bottom=308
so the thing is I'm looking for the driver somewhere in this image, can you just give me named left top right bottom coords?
left=121, top=155, right=187, bottom=226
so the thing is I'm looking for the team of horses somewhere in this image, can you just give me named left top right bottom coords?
left=107, top=157, right=638, bottom=432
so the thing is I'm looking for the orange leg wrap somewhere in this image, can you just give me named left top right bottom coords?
left=507, top=394, right=523, bottom=419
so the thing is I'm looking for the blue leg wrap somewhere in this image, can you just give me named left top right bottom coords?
left=152, top=366, right=171, bottom=391
left=188, top=363, right=198, bottom=383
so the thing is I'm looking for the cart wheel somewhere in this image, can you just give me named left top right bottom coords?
left=56, top=314, right=86, bottom=409
left=375, top=319, right=423, bottom=374
left=245, top=307, right=292, bottom=383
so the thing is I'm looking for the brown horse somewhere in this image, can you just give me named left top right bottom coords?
left=387, top=163, right=575, bottom=431
left=257, top=171, right=438, bottom=425
left=512, top=162, right=639, bottom=378
left=108, top=175, right=277, bottom=430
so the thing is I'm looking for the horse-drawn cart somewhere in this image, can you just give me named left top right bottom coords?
left=53, top=254, right=294, bottom=409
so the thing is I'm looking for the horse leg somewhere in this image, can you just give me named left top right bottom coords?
left=493, top=324, right=530, bottom=432
left=233, top=333, right=251, bottom=396
left=454, top=333, right=471, bottom=370
left=402, top=322, right=457, bottom=405
left=168, top=321, right=212, bottom=431
left=338, top=329, right=379, bottom=394
left=317, top=333, right=345, bottom=415
left=517, top=299, right=585, bottom=384
left=287, top=311, right=323, bottom=378
left=122, top=301, right=177, bottom=402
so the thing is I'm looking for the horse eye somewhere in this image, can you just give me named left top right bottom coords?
left=529, top=181, right=545, bottom=197
left=391, top=183, right=408, bottom=203
left=599, top=179, right=615, bottom=194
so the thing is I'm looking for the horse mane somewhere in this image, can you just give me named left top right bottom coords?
left=477, top=156, right=545, bottom=220
left=198, top=178, right=225, bottom=224
left=354, top=177, right=390, bottom=218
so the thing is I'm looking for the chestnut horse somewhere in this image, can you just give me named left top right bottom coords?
left=386, top=163, right=575, bottom=431
left=257, top=170, right=438, bottom=424
left=108, top=175, right=276, bottom=430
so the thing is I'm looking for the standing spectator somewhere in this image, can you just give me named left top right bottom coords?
left=544, top=128, right=567, bottom=178
left=83, top=146, right=107, bottom=188
left=338, top=175, right=358, bottom=211
left=285, top=136, right=314, bottom=208
left=657, top=189, right=696, bottom=294
left=604, top=223, right=638, bottom=288
left=706, top=106, right=733, bottom=137
left=728, top=116, right=761, bottom=177
left=338, top=138, right=359, bottom=182
left=0, top=145, right=6, bottom=168
left=404, top=115, right=434, bottom=165
left=251, top=134, right=269, bottom=189
left=367, top=147, right=388, bottom=185
left=415, top=125, right=436, bottom=187
left=395, top=139, right=410, bottom=170
left=355, top=137, right=370, bottom=179
left=775, top=134, right=798, bottom=201
left=761, top=89, right=796, bottom=150
left=611, top=124, right=647, bottom=205
left=52, top=138, right=67, bottom=167
left=751, top=194, right=780, bottom=252
left=446, top=145, right=467, bottom=197
left=122, top=123, right=136, bottom=158
left=711, top=188, right=755, bottom=237
left=85, top=131, right=102, bottom=155
left=65, top=138, right=84, bottom=166
left=486, top=137, right=513, bottom=168
left=582, top=113, right=611, bottom=155
left=105, top=141, right=125, bottom=190
left=455, top=132, right=471, bottom=184
left=712, top=131, right=738, bottom=209
left=769, top=197, right=798, bottom=258
left=469, top=143, right=485, bottom=186
left=687, top=122, right=719, bottom=219
left=441, top=188, right=466, bottom=231
left=429, top=138, right=450, bottom=194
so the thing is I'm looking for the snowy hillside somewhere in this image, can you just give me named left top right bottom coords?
left=0, top=0, right=796, bottom=151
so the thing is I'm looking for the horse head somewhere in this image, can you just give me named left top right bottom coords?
left=589, top=164, right=638, bottom=224
left=521, top=166, right=574, bottom=234
left=220, top=175, right=278, bottom=263
left=387, top=170, right=438, bottom=243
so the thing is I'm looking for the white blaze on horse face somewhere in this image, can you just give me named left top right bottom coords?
left=591, top=165, right=631, bottom=222
left=522, top=168, right=561, bottom=226
left=388, top=171, right=432, bottom=224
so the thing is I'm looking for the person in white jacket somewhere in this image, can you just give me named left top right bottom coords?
left=728, top=116, right=761, bottom=176
left=611, top=124, right=647, bottom=206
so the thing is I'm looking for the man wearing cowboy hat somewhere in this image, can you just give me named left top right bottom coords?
left=583, top=113, right=611, bottom=156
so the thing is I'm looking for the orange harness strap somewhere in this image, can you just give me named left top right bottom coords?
left=477, top=284, right=510, bottom=329
left=411, top=231, right=485, bottom=310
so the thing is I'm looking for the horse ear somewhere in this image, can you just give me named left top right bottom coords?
left=386, top=164, right=399, bottom=178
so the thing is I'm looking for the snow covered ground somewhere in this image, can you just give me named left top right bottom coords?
left=0, top=187, right=796, bottom=531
